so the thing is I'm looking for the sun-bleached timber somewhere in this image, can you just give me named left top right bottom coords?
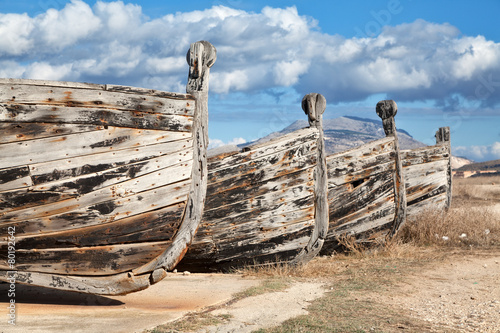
left=0, top=41, right=216, bottom=295
left=321, top=100, right=451, bottom=253
left=177, top=93, right=329, bottom=271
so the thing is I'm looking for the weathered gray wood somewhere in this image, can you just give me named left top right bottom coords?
left=291, top=93, right=329, bottom=264
left=0, top=41, right=216, bottom=295
left=0, top=154, right=192, bottom=215
left=4, top=178, right=191, bottom=235
left=376, top=100, right=407, bottom=236
left=0, top=123, right=103, bottom=144
left=133, top=41, right=216, bottom=274
left=0, top=81, right=195, bottom=115
left=0, top=240, right=173, bottom=276
left=178, top=130, right=318, bottom=271
left=179, top=94, right=328, bottom=271
left=0, top=127, right=190, bottom=170
left=0, top=270, right=152, bottom=296
left=11, top=202, right=184, bottom=250
left=400, top=126, right=451, bottom=219
left=0, top=104, right=193, bottom=132
left=435, top=126, right=452, bottom=209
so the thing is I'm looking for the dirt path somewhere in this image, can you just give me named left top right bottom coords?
left=380, top=251, right=500, bottom=332
left=186, top=250, right=500, bottom=333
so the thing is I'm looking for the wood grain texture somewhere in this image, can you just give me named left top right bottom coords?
left=178, top=125, right=320, bottom=272
left=402, top=126, right=451, bottom=219
left=0, top=41, right=216, bottom=295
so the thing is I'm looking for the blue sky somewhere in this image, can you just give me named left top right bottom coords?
left=1, top=0, right=500, bottom=161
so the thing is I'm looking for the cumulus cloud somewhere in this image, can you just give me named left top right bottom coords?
left=0, top=1, right=500, bottom=109
left=208, top=137, right=246, bottom=149
left=453, top=142, right=500, bottom=161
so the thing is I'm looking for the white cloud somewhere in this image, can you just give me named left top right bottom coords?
left=0, top=2, right=499, bottom=109
left=208, top=137, right=246, bottom=150
left=0, top=13, right=34, bottom=55
left=453, top=142, right=500, bottom=161
left=33, top=0, right=100, bottom=49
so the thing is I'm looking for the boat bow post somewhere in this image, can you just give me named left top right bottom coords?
left=376, top=99, right=407, bottom=237
left=435, top=126, right=452, bottom=210
left=291, top=93, right=329, bottom=264
left=133, top=41, right=216, bottom=276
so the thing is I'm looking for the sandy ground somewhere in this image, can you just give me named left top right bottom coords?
left=0, top=273, right=260, bottom=333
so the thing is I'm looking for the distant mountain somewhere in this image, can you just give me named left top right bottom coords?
left=451, top=156, right=474, bottom=170
left=250, top=116, right=426, bottom=154
left=456, top=158, right=500, bottom=172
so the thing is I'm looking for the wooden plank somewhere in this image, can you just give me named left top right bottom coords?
left=0, top=104, right=193, bottom=132
left=0, top=166, right=32, bottom=191
left=205, top=167, right=314, bottom=210
left=208, top=128, right=318, bottom=172
left=0, top=270, right=153, bottom=295
left=0, top=83, right=195, bottom=115
left=0, top=241, right=172, bottom=276
left=327, top=137, right=395, bottom=185
left=328, top=170, right=395, bottom=224
left=401, top=144, right=449, bottom=166
left=29, top=138, right=193, bottom=186
left=406, top=193, right=447, bottom=219
left=0, top=78, right=105, bottom=89
left=0, top=123, right=104, bottom=144
left=0, top=127, right=191, bottom=170
left=13, top=202, right=185, bottom=249
left=405, top=160, right=448, bottom=204
left=208, top=141, right=317, bottom=187
left=0, top=148, right=193, bottom=214
left=2, top=160, right=192, bottom=224
left=3, top=180, right=190, bottom=236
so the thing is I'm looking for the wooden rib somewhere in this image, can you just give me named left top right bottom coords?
left=0, top=127, right=190, bottom=170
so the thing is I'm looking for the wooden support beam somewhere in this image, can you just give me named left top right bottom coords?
left=133, top=41, right=216, bottom=274
left=376, top=100, right=407, bottom=236
left=291, top=93, right=329, bottom=263
left=435, top=126, right=452, bottom=209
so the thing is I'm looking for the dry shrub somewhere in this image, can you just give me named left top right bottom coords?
left=397, top=205, right=500, bottom=247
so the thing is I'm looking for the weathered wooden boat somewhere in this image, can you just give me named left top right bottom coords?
left=321, top=100, right=452, bottom=254
left=0, top=41, right=216, bottom=295
left=177, top=93, right=329, bottom=271
left=402, top=126, right=452, bottom=219
left=321, top=100, right=407, bottom=253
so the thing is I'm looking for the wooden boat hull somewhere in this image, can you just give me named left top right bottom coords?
left=402, top=127, right=452, bottom=219
left=0, top=41, right=216, bottom=295
left=178, top=93, right=329, bottom=271
left=321, top=102, right=451, bottom=254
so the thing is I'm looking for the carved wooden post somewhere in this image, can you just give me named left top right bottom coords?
left=376, top=100, right=407, bottom=236
left=292, top=93, right=329, bottom=263
left=134, top=41, right=216, bottom=275
left=436, top=126, right=452, bottom=210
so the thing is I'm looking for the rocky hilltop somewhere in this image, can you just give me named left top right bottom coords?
left=251, top=116, right=425, bottom=154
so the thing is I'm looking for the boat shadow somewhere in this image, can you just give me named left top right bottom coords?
left=0, top=282, right=123, bottom=306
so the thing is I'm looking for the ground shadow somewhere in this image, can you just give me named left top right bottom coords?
left=0, top=282, right=123, bottom=306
